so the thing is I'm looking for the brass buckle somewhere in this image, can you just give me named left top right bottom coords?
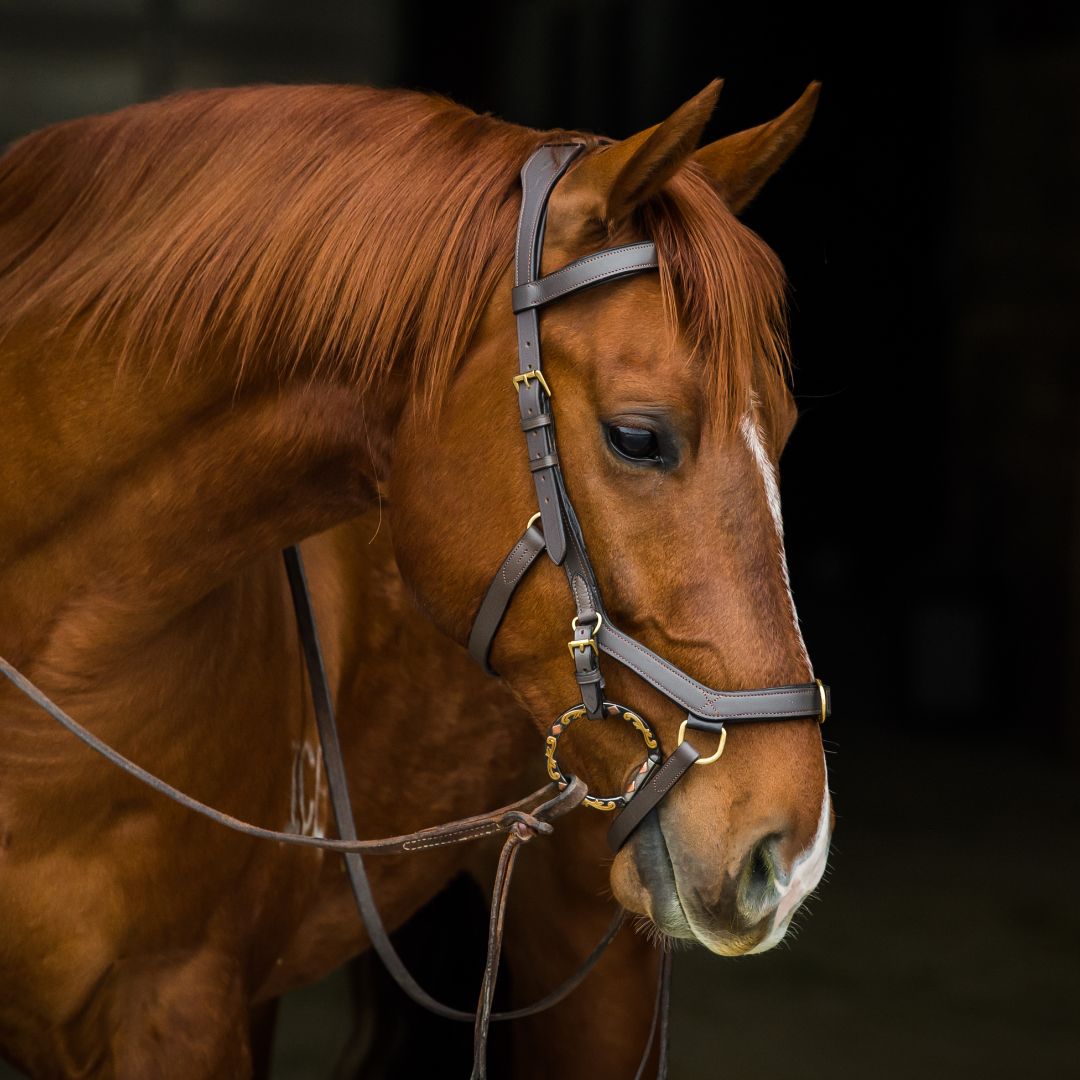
left=567, top=612, right=603, bottom=659
left=544, top=702, right=660, bottom=811
left=677, top=717, right=727, bottom=767
left=512, top=369, right=552, bottom=397
left=815, top=678, right=827, bottom=725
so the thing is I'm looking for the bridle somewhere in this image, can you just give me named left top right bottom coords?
left=0, top=142, right=830, bottom=1080
left=469, top=143, right=830, bottom=852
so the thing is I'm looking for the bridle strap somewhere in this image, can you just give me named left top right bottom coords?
left=511, top=241, right=660, bottom=313
left=475, top=141, right=832, bottom=858
left=469, top=518, right=829, bottom=725
left=607, top=740, right=700, bottom=854
left=467, top=519, right=547, bottom=674
left=514, top=143, right=585, bottom=566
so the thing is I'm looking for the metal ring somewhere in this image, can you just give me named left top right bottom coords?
left=526, top=511, right=541, bottom=529
left=815, top=679, right=827, bottom=725
left=677, top=717, right=727, bottom=767
left=570, top=611, right=602, bottom=636
left=544, top=702, right=660, bottom=811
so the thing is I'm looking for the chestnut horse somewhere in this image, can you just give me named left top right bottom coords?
left=0, top=81, right=830, bottom=1078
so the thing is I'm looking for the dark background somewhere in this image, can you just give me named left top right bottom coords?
left=2, top=2, right=1077, bottom=1077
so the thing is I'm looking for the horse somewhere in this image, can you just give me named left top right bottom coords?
left=0, top=79, right=831, bottom=1078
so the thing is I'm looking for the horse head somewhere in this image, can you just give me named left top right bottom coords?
left=390, top=82, right=831, bottom=957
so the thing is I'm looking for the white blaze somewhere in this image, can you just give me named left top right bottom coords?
left=738, top=405, right=812, bottom=675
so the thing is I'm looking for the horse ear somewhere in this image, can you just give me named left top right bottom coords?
left=693, top=82, right=820, bottom=213
left=562, top=79, right=723, bottom=232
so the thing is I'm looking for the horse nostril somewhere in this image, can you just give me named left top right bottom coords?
left=738, top=835, right=783, bottom=922
left=749, top=840, right=772, bottom=893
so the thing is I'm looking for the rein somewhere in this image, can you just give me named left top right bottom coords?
left=0, top=142, right=831, bottom=1080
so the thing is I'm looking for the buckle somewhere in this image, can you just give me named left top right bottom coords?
left=567, top=612, right=603, bottom=659
left=512, top=369, right=552, bottom=397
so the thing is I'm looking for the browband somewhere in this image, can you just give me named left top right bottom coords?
left=471, top=143, right=830, bottom=852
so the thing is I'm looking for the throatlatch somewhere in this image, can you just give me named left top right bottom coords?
left=468, top=143, right=831, bottom=853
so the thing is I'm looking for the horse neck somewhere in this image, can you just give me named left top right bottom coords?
left=0, top=318, right=399, bottom=673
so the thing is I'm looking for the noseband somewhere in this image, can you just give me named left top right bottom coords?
left=468, top=143, right=830, bottom=852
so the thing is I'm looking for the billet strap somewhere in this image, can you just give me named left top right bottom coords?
left=510, top=241, right=659, bottom=313
left=514, top=144, right=585, bottom=566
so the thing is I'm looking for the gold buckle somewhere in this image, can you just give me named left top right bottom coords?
left=567, top=612, right=603, bottom=659
left=512, top=369, right=552, bottom=397
left=677, top=717, right=727, bottom=767
left=816, top=678, right=827, bottom=725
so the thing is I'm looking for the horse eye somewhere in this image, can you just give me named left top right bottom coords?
left=607, top=424, right=661, bottom=463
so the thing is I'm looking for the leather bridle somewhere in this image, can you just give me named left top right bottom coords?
left=0, top=142, right=830, bottom=1080
left=468, top=143, right=830, bottom=853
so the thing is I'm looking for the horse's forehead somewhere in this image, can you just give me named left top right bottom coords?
left=542, top=276, right=698, bottom=402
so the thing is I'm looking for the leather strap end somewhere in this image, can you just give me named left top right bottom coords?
left=607, top=740, right=699, bottom=853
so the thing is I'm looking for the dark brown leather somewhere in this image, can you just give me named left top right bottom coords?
left=635, top=952, right=673, bottom=1080
left=510, top=241, right=659, bottom=313
left=513, top=144, right=584, bottom=566
left=600, top=621, right=827, bottom=723
left=607, top=739, right=700, bottom=852
left=467, top=521, right=546, bottom=673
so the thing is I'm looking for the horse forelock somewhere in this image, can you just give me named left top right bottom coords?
left=0, top=84, right=790, bottom=427
left=638, top=164, right=792, bottom=434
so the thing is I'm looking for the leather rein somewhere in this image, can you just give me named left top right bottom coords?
left=0, top=142, right=830, bottom=1080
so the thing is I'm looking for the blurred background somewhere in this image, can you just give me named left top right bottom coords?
left=1, top=1, right=1077, bottom=1077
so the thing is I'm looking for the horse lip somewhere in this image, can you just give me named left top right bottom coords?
left=631, top=811, right=695, bottom=938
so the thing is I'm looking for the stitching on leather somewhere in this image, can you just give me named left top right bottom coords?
left=538, top=244, right=654, bottom=287
left=600, top=627, right=815, bottom=719
left=533, top=254, right=657, bottom=305
left=403, top=824, right=501, bottom=851
left=650, top=754, right=693, bottom=799
left=571, top=575, right=592, bottom=612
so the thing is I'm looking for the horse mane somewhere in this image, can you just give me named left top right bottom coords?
left=0, top=84, right=788, bottom=425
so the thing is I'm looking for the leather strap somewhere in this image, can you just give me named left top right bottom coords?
left=510, top=241, right=659, bottom=313
left=599, top=622, right=828, bottom=724
left=635, top=951, right=673, bottom=1080
left=0, top=649, right=557, bottom=857
left=467, top=521, right=547, bottom=673
left=283, top=546, right=621, bottom=1033
left=514, top=144, right=585, bottom=566
left=607, top=739, right=700, bottom=853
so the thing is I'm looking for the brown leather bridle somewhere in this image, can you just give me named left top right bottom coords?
left=0, top=142, right=830, bottom=1080
left=469, top=143, right=830, bottom=852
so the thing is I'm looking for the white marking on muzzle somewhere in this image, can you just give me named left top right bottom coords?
left=748, top=780, right=832, bottom=954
